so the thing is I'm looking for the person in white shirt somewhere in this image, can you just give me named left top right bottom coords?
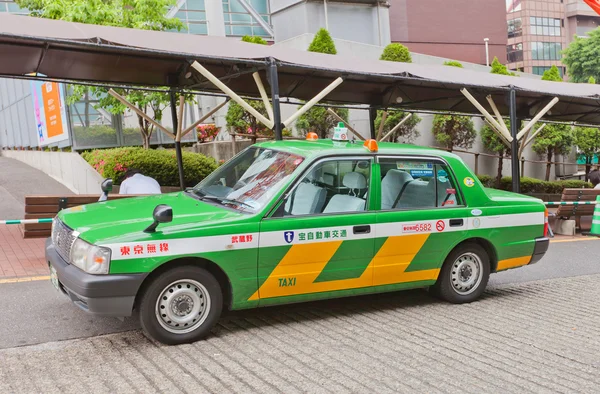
left=119, top=169, right=162, bottom=195
left=589, top=170, right=600, bottom=190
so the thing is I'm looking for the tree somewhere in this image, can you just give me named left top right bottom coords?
left=532, top=124, right=574, bottom=181
left=296, top=107, right=349, bottom=139
left=589, top=76, right=596, bottom=84
left=308, top=28, right=337, bottom=54
left=374, top=111, right=421, bottom=143
left=432, top=115, right=476, bottom=152
left=541, top=65, right=562, bottom=82
left=241, top=35, right=268, bottom=45
left=226, top=100, right=270, bottom=136
left=563, top=29, right=600, bottom=83
left=17, top=0, right=186, bottom=149
left=443, top=60, right=463, bottom=68
left=481, top=121, right=511, bottom=187
left=490, top=57, right=517, bottom=76
left=295, top=29, right=347, bottom=137
left=380, top=43, right=412, bottom=63
left=574, top=127, right=600, bottom=180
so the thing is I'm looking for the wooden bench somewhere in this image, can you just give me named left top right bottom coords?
left=23, top=195, right=137, bottom=238
left=554, top=188, right=600, bottom=230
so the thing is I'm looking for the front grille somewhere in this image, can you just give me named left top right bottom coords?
left=53, top=219, right=76, bottom=262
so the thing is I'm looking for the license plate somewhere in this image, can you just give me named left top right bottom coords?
left=49, top=265, right=59, bottom=291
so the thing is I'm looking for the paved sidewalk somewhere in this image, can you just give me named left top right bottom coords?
left=1, top=274, right=599, bottom=393
left=0, top=157, right=71, bottom=278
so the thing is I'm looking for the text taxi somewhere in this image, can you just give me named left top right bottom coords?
left=47, top=137, right=549, bottom=344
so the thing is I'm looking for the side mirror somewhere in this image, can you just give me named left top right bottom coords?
left=99, top=178, right=113, bottom=202
left=144, top=204, right=173, bottom=233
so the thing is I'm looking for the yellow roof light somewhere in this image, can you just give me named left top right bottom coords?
left=363, top=139, right=378, bottom=152
left=306, top=132, right=319, bottom=141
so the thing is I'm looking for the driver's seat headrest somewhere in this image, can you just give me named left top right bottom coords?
left=343, top=172, right=367, bottom=189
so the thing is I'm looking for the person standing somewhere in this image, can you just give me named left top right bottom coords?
left=588, top=169, right=600, bottom=189
left=119, top=169, right=162, bottom=195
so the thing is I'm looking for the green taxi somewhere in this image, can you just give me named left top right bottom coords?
left=47, top=138, right=549, bottom=344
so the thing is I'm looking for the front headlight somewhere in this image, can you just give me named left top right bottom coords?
left=70, top=238, right=111, bottom=275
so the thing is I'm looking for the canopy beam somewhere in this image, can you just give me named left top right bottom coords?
left=461, top=88, right=513, bottom=142
left=190, top=61, right=274, bottom=129
left=283, top=77, right=344, bottom=128
left=380, top=113, right=412, bottom=142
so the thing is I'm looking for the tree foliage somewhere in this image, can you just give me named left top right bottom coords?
left=574, top=126, right=600, bottom=180
left=481, top=120, right=511, bottom=186
left=532, top=123, right=574, bottom=181
left=589, top=76, right=597, bottom=84
left=563, top=29, right=600, bottom=83
left=541, top=65, right=562, bottom=82
left=17, top=0, right=184, bottom=30
left=226, top=100, right=270, bottom=135
left=443, top=60, right=463, bottom=68
left=432, top=115, right=476, bottom=151
left=490, top=57, right=517, bottom=76
left=17, top=0, right=186, bottom=148
left=296, top=107, right=349, bottom=139
left=295, top=28, right=344, bottom=138
left=241, top=35, right=268, bottom=45
left=374, top=111, right=421, bottom=143
left=308, top=28, right=337, bottom=55
left=380, top=43, right=412, bottom=63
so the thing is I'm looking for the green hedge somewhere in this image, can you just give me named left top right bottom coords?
left=477, top=175, right=592, bottom=194
left=82, top=147, right=218, bottom=187
left=73, top=126, right=143, bottom=147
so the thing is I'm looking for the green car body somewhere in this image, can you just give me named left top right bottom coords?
left=46, top=140, right=549, bottom=342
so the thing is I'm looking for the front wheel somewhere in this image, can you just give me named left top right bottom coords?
left=138, top=266, right=223, bottom=345
left=431, top=243, right=490, bottom=304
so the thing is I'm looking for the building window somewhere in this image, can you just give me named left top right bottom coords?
left=532, top=66, right=565, bottom=77
left=506, top=0, right=521, bottom=13
left=507, top=43, right=523, bottom=63
left=508, top=18, right=522, bottom=38
left=530, top=17, right=561, bottom=36
left=531, top=42, right=562, bottom=60
left=222, top=0, right=271, bottom=38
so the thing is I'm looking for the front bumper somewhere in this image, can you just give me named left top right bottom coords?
left=529, top=237, right=549, bottom=265
left=45, top=238, right=147, bottom=317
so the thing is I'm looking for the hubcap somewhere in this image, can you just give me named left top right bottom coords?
left=155, top=279, right=211, bottom=334
left=450, top=252, right=483, bottom=295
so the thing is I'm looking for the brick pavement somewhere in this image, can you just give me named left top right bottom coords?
left=0, top=225, right=48, bottom=278
left=1, top=274, right=599, bottom=393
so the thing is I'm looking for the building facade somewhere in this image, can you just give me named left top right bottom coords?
left=388, top=0, right=507, bottom=65
left=506, top=0, right=600, bottom=77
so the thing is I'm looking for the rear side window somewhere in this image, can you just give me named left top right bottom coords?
left=379, top=158, right=462, bottom=210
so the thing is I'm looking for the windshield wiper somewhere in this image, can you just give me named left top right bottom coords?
left=196, top=194, right=254, bottom=210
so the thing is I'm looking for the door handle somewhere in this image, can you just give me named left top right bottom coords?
left=353, top=225, right=371, bottom=234
left=449, top=219, right=463, bottom=227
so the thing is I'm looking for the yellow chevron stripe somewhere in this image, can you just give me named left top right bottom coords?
left=497, top=256, right=531, bottom=271
left=250, top=234, right=440, bottom=301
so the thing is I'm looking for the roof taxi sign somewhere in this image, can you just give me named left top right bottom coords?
left=332, top=122, right=349, bottom=141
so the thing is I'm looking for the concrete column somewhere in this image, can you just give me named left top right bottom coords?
left=205, top=0, right=226, bottom=37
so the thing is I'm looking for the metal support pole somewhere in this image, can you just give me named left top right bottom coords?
left=509, top=87, right=520, bottom=193
left=170, top=89, right=186, bottom=190
left=268, top=58, right=283, bottom=141
left=369, top=108, right=377, bottom=140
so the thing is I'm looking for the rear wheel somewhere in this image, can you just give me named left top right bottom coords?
left=139, top=266, right=222, bottom=345
left=432, top=243, right=490, bottom=304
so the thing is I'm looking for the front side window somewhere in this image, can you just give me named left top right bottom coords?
left=192, top=147, right=304, bottom=213
left=379, top=158, right=462, bottom=210
left=281, top=158, right=371, bottom=216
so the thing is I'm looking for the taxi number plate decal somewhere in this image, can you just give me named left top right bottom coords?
left=49, top=265, right=59, bottom=291
left=402, top=223, right=431, bottom=233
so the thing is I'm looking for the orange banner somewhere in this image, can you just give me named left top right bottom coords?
left=40, top=82, right=64, bottom=138
left=584, top=0, right=600, bottom=15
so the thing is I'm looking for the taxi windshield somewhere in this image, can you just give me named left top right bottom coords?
left=191, top=147, right=305, bottom=213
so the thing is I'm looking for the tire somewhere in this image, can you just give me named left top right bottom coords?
left=431, top=243, right=490, bottom=304
left=138, top=266, right=223, bottom=345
